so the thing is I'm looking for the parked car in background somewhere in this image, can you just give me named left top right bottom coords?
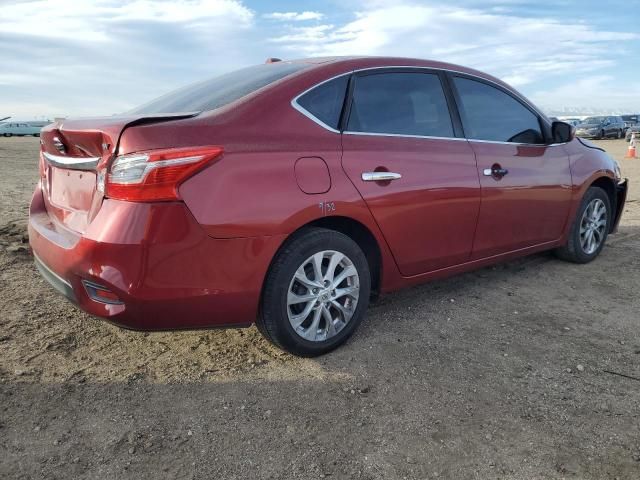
left=625, top=124, right=640, bottom=142
left=560, top=118, right=583, bottom=127
left=0, top=122, right=42, bottom=137
left=29, top=57, right=627, bottom=356
left=621, top=114, right=638, bottom=133
left=575, top=116, right=626, bottom=139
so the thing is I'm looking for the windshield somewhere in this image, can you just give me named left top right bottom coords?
left=582, top=117, right=605, bottom=124
left=129, top=62, right=308, bottom=115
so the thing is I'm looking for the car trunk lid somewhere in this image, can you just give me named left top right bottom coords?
left=39, top=113, right=196, bottom=233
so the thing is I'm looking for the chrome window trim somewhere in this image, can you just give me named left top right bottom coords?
left=290, top=72, right=348, bottom=133
left=290, top=64, right=556, bottom=146
left=343, top=130, right=566, bottom=146
left=342, top=131, right=466, bottom=142
left=467, top=138, right=565, bottom=147
left=43, top=151, right=100, bottom=170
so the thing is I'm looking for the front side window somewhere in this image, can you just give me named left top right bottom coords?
left=453, top=76, right=544, bottom=144
left=583, top=117, right=604, bottom=125
left=296, top=75, right=349, bottom=130
left=347, top=72, right=454, bottom=138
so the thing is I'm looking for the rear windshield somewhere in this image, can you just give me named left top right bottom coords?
left=129, top=63, right=308, bottom=115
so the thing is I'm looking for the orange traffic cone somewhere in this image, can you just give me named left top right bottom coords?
left=625, top=133, right=638, bottom=159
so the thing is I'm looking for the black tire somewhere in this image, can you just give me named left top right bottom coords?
left=554, top=186, right=611, bottom=263
left=3, top=133, right=11, bottom=137
left=618, top=129, right=623, bottom=139
left=599, top=130, right=605, bottom=140
left=257, top=227, right=371, bottom=357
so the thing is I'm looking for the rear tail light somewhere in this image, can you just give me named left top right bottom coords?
left=105, top=146, right=223, bottom=202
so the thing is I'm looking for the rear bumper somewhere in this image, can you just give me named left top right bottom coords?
left=33, top=252, right=77, bottom=302
left=28, top=186, right=285, bottom=330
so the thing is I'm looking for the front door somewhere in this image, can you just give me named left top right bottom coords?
left=449, top=75, right=572, bottom=259
left=341, top=69, right=481, bottom=276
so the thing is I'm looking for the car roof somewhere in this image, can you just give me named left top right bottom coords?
left=288, top=56, right=512, bottom=90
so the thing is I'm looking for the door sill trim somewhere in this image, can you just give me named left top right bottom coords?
left=401, top=239, right=560, bottom=281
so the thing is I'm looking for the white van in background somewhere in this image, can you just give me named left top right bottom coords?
left=0, top=122, right=44, bottom=137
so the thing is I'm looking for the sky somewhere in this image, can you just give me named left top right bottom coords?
left=1, top=0, right=639, bottom=120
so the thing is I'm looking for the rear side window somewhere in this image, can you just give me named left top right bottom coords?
left=296, top=76, right=349, bottom=130
left=453, top=76, right=544, bottom=144
left=129, top=63, right=308, bottom=114
left=347, top=72, right=454, bottom=138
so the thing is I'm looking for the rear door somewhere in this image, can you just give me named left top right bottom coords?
left=449, top=74, right=572, bottom=259
left=341, top=69, right=481, bottom=276
left=605, top=117, right=614, bottom=137
left=613, top=116, right=623, bottom=136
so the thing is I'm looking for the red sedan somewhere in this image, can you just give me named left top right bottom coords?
left=29, top=57, right=628, bottom=356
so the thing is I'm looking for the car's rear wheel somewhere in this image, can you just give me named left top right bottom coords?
left=618, top=129, right=623, bottom=139
left=3, top=133, right=11, bottom=137
left=257, top=227, right=371, bottom=357
left=554, top=186, right=611, bottom=263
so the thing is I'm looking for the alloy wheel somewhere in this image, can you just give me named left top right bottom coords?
left=287, top=250, right=360, bottom=342
left=579, top=198, right=607, bottom=255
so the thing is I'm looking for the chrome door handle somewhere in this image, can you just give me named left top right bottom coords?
left=361, top=172, right=402, bottom=182
left=483, top=166, right=509, bottom=177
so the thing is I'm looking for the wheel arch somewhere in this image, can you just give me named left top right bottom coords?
left=306, top=216, right=382, bottom=296
left=588, top=176, right=617, bottom=232
left=261, top=216, right=383, bottom=302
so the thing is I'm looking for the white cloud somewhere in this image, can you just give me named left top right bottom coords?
left=0, top=0, right=258, bottom=117
left=269, top=3, right=637, bottom=88
left=264, top=11, right=324, bottom=21
left=113, top=0, right=254, bottom=23
left=270, top=24, right=336, bottom=44
left=0, top=0, right=254, bottom=41
left=1, top=0, right=638, bottom=117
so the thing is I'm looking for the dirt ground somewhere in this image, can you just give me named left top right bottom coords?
left=1, top=136, right=639, bottom=480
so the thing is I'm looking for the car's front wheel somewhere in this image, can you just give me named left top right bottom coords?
left=257, top=227, right=371, bottom=357
left=555, top=186, right=611, bottom=263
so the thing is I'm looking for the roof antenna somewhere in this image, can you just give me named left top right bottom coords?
left=265, top=57, right=282, bottom=64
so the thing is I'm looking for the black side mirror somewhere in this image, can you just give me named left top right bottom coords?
left=551, top=121, right=575, bottom=143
